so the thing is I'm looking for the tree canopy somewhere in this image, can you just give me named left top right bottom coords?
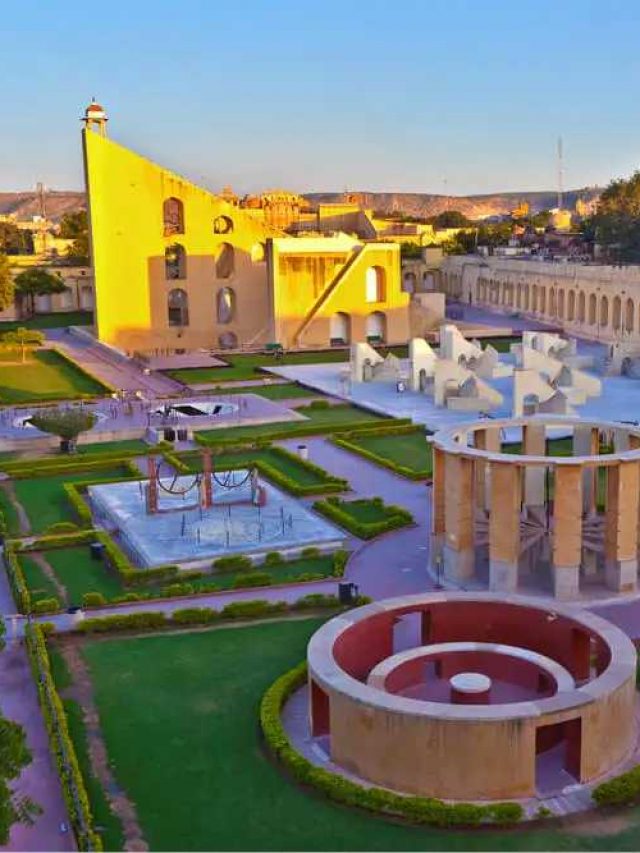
left=430, top=210, right=471, bottom=228
left=0, top=328, right=45, bottom=362
left=29, top=407, right=97, bottom=451
left=59, top=211, right=89, bottom=263
left=13, top=268, right=66, bottom=315
left=592, top=171, right=640, bottom=262
left=0, top=223, right=33, bottom=256
left=0, top=256, right=15, bottom=312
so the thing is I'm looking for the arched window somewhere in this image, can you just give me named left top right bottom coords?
left=365, top=267, right=386, bottom=303
left=600, top=296, right=609, bottom=328
left=402, top=271, right=416, bottom=293
left=216, top=243, right=235, bottom=279
left=423, top=272, right=434, bottom=290
left=558, top=289, right=565, bottom=319
left=588, top=293, right=597, bottom=325
left=578, top=291, right=585, bottom=323
left=168, top=288, right=189, bottom=327
left=218, top=331, right=238, bottom=349
left=567, top=290, right=575, bottom=321
left=251, top=242, right=266, bottom=263
left=213, top=215, right=233, bottom=235
left=612, top=296, right=622, bottom=331
left=330, top=312, right=350, bottom=345
left=165, top=244, right=186, bottom=280
left=216, top=287, right=235, bottom=324
left=366, top=311, right=386, bottom=343
left=524, top=284, right=530, bottom=311
left=163, top=198, right=184, bottom=236
left=549, top=288, right=557, bottom=317
left=625, top=298, right=634, bottom=334
left=516, top=283, right=522, bottom=309
left=532, top=285, right=538, bottom=312
left=539, top=287, right=546, bottom=314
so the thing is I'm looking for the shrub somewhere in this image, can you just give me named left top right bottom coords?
left=301, top=546, right=320, bottom=559
left=260, top=662, right=523, bottom=828
left=332, top=549, right=349, bottom=576
left=221, top=599, right=287, bottom=619
left=264, top=551, right=283, bottom=566
left=306, top=399, right=330, bottom=410
left=313, top=497, right=413, bottom=540
left=79, top=611, right=167, bottom=634
left=3, top=545, right=31, bottom=614
left=44, top=521, right=80, bottom=535
left=171, top=607, right=219, bottom=625
left=232, top=571, right=272, bottom=589
left=33, top=597, right=61, bottom=614
left=161, top=582, right=195, bottom=598
left=592, top=765, right=640, bottom=806
left=213, top=554, right=253, bottom=573
left=82, top=592, right=106, bottom=608
left=291, top=594, right=340, bottom=610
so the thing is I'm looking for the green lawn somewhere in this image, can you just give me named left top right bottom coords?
left=0, top=439, right=150, bottom=473
left=344, top=429, right=432, bottom=476
left=0, top=349, right=108, bottom=403
left=332, top=497, right=397, bottom=524
left=0, top=487, right=22, bottom=537
left=0, top=311, right=93, bottom=331
left=196, top=403, right=386, bottom=445
left=64, top=618, right=639, bottom=851
left=12, top=465, right=134, bottom=533
left=21, top=546, right=337, bottom=608
left=208, top=383, right=321, bottom=400
left=181, top=446, right=343, bottom=492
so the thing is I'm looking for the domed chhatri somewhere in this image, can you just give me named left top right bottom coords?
left=82, top=98, right=108, bottom=135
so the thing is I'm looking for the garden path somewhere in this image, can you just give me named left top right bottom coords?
left=0, top=483, right=30, bottom=536
left=29, top=553, right=68, bottom=608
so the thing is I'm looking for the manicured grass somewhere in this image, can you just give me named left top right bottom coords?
left=344, top=429, right=431, bottom=476
left=44, top=546, right=123, bottom=606
left=76, top=439, right=150, bottom=455
left=209, top=554, right=336, bottom=591
left=0, top=440, right=151, bottom=472
left=208, top=383, right=322, bottom=400
left=0, top=487, right=22, bottom=537
left=334, top=498, right=396, bottom=524
left=0, top=311, right=93, bottom=331
left=18, top=554, right=59, bottom=605
left=0, top=349, right=107, bottom=403
left=196, top=403, right=386, bottom=445
left=314, top=496, right=413, bottom=539
left=72, top=618, right=629, bottom=851
left=12, top=465, right=133, bottom=533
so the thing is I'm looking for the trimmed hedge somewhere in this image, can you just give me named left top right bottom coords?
left=25, top=623, right=103, bottom=850
left=15, top=529, right=96, bottom=552
left=260, top=663, right=523, bottom=828
left=313, top=496, right=414, bottom=539
left=592, top=765, right=640, bottom=806
left=92, top=530, right=180, bottom=588
left=8, top=457, right=140, bottom=481
left=333, top=424, right=431, bottom=481
left=194, top=417, right=413, bottom=447
left=3, top=543, right=31, bottom=613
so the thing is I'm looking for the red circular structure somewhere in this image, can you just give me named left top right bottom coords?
left=307, top=592, right=637, bottom=801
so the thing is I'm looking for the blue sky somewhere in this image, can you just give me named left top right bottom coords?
left=1, top=0, right=637, bottom=195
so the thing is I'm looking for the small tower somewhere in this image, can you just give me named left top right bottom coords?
left=82, top=98, right=108, bottom=136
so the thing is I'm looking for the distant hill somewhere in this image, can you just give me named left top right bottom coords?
left=0, top=191, right=86, bottom=222
left=304, top=188, right=602, bottom=219
left=0, top=186, right=602, bottom=224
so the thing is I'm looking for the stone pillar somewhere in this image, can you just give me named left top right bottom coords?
left=605, top=461, right=640, bottom=592
left=430, top=446, right=446, bottom=570
left=474, top=427, right=500, bottom=511
left=489, top=462, right=521, bottom=592
left=552, top=465, right=583, bottom=599
left=574, top=426, right=598, bottom=516
left=146, top=455, right=158, bottom=515
left=443, top=454, right=475, bottom=582
left=522, top=423, right=545, bottom=508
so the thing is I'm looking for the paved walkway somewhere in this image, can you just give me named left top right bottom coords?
left=0, top=643, right=75, bottom=853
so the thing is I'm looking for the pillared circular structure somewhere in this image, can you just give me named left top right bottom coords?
left=306, top=592, right=636, bottom=801
left=429, top=416, right=640, bottom=600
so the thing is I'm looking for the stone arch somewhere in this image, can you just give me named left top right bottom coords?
left=330, top=312, right=351, bottom=345
left=516, top=283, right=522, bottom=309
left=524, top=284, right=530, bottom=311
left=600, top=295, right=609, bottom=328
left=613, top=296, right=622, bottom=331
left=251, top=242, right=266, bottom=263
left=165, top=243, right=186, bottom=280
left=423, top=271, right=434, bottom=290
left=366, top=311, right=386, bottom=343
left=216, top=287, right=235, bottom=324
left=167, top=288, right=189, bottom=326
left=365, top=267, right=386, bottom=303
left=578, top=291, right=585, bottom=323
left=539, top=287, right=546, bottom=314
left=625, top=298, right=634, bottom=334
left=589, top=293, right=597, bottom=325
left=567, top=290, right=576, bottom=322
left=549, top=288, right=557, bottom=318
left=216, top=243, right=235, bottom=279
left=163, top=197, right=184, bottom=236
left=558, top=289, right=565, bottom=320
left=213, top=215, right=233, bottom=235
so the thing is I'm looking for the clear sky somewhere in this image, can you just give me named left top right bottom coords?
left=1, top=0, right=638, bottom=196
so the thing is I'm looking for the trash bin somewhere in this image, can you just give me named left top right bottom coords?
left=338, top=582, right=358, bottom=605
left=90, top=542, right=106, bottom=561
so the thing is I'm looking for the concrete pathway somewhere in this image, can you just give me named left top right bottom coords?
left=0, top=642, right=75, bottom=853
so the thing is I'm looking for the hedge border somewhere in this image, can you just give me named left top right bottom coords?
left=25, top=623, right=102, bottom=850
left=0, top=440, right=171, bottom=476
left=260, top=662, right=523, bottom=828
left=313, top=497, right=414, bottom=540
left=333, top=424, right=432, bottom=481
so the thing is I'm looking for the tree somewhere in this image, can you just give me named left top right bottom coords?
left=59, top=211, right=89, bottom=264
left=430, top=210, right=471, bottom=228
left=13, top=268, right=66, bottom=317
left=29, top=407, right=97, bottom=453
left=592, top=171, right=640, bottom=262
left=0, top=255, right=15, bottom=312
left=0, top=328, right=44, bottom=363
left=0, top=223, right=33, bottom=256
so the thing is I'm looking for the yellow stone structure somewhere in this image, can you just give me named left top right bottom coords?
left=82, top=109, right=409, bottom=355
